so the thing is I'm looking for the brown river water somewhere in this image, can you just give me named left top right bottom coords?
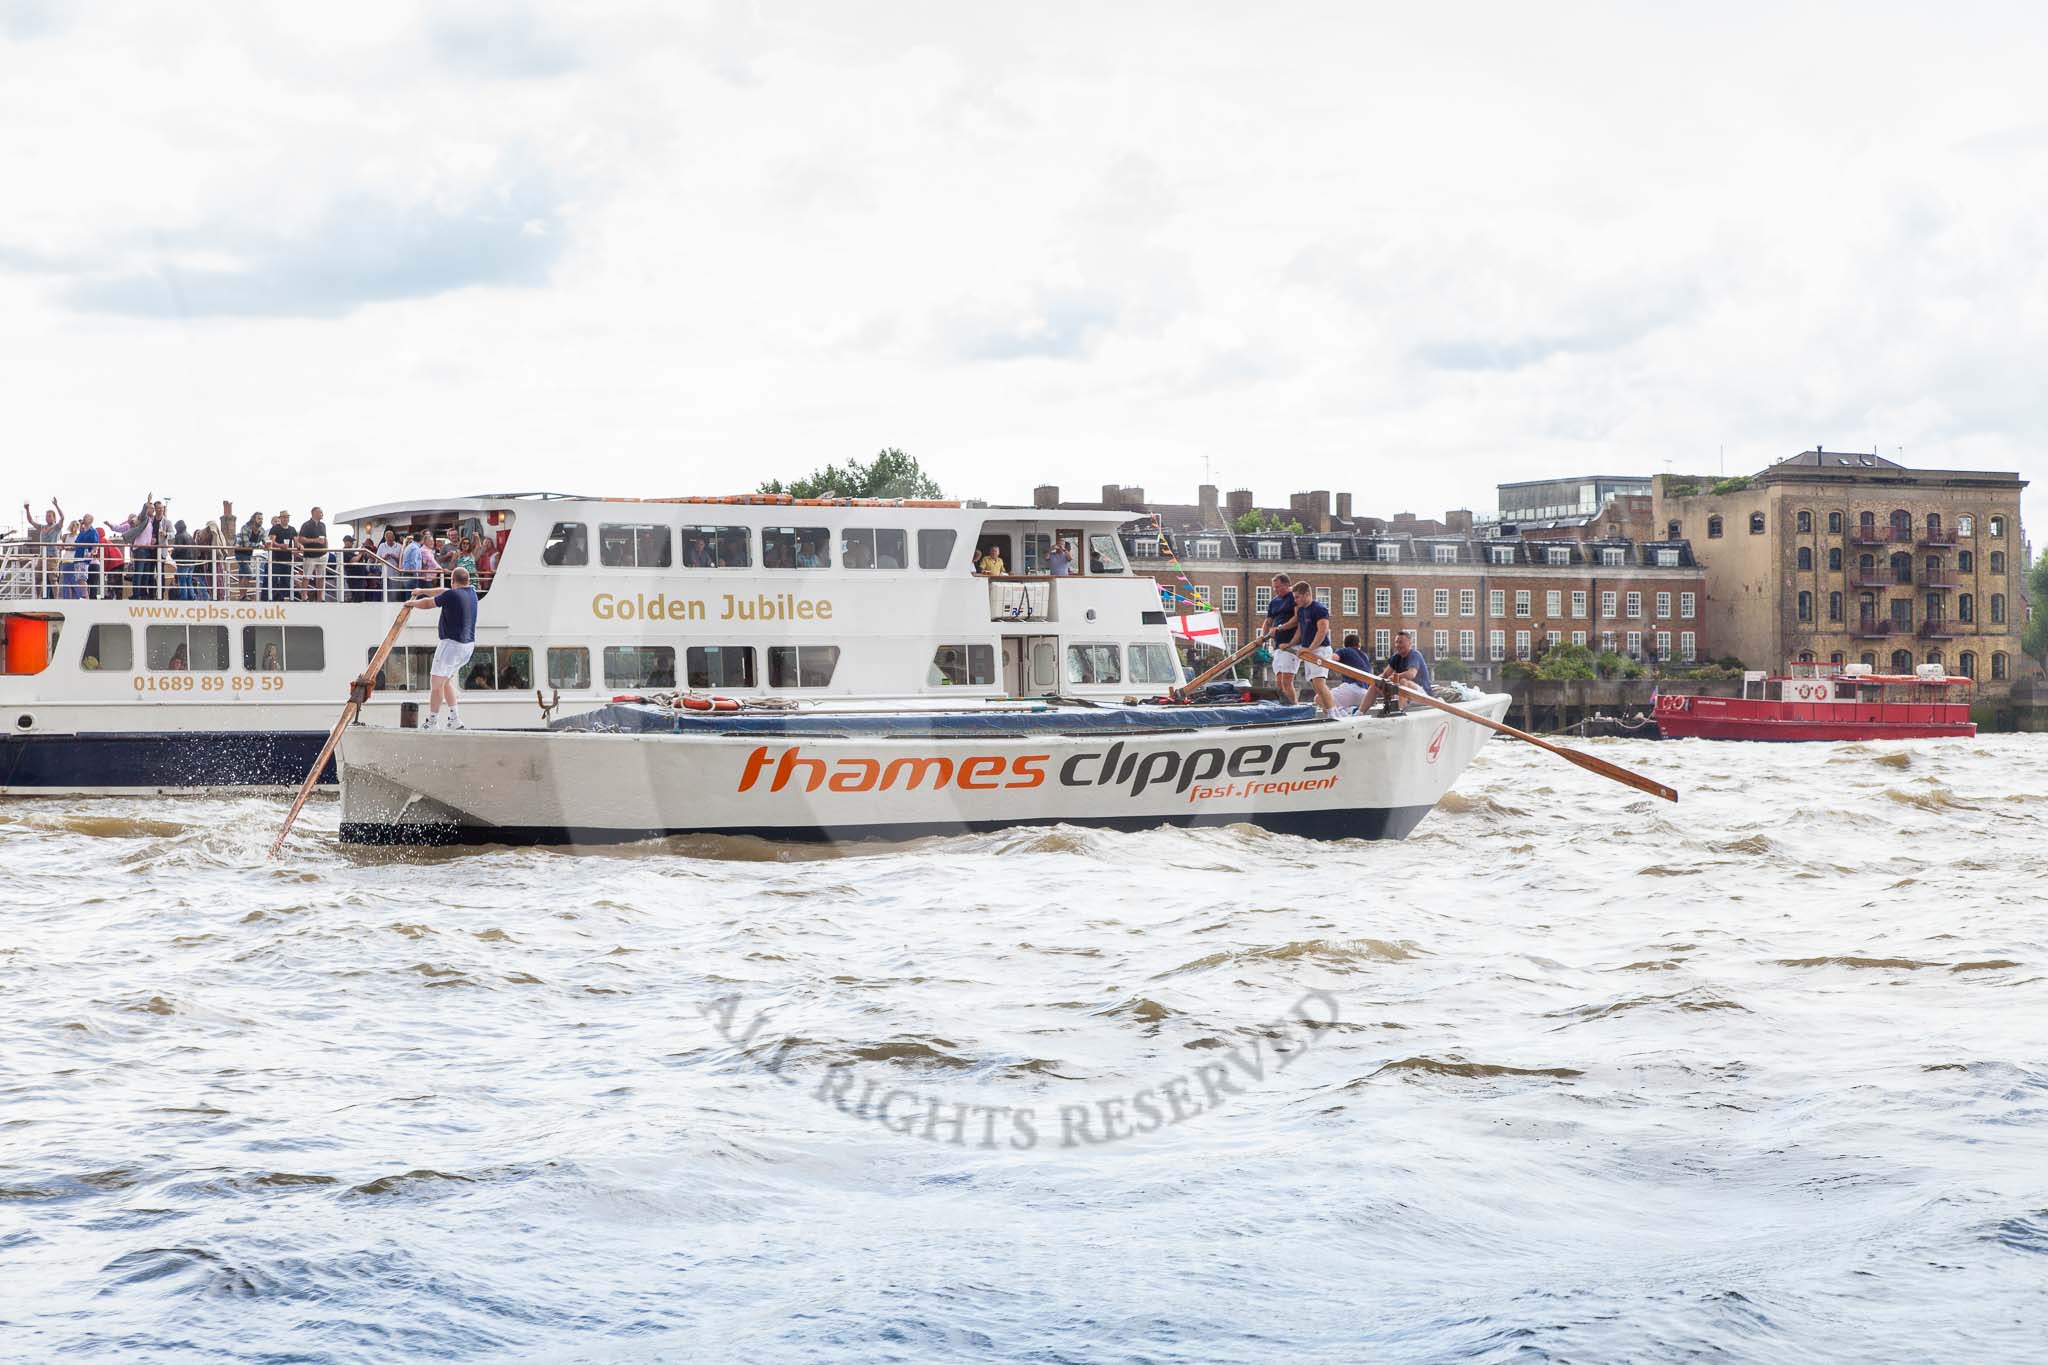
left=2, top=734, right=2045, bottom=1361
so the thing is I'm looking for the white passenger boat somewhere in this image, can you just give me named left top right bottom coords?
left=2, top=493, right=1214, bottom=794
left=335, top=694, right=1511, bottom=845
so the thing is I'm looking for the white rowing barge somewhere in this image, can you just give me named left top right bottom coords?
left=334, top=694, right=1515, bottom=846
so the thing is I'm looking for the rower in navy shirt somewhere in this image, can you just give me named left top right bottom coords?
left=1330, top=633, right=1375, bottom=715
left=1287, top=580, right=1336, bottom=711
left=1263, top=574, right=1300, bottom=703
left=1334, top=637, right=1373, bottom=675
left=1370, top=629, right=1432, bottom=715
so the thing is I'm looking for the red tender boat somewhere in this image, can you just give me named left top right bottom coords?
left=1654, top=661, right=1975, bottom=741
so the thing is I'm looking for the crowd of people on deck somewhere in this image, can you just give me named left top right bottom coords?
left=2, top=495, right=500, bottom=603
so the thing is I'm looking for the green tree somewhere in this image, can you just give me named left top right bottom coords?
left=759, top=448, right=943, bottom=500
left=1433, top=655, right=1472, bottom=683
left=1536, top=642, right=1599, bottom=680
left=1594, top=650, right=1645, bottom=680
left=2023, top=547, right=2048, bottom=675
left=1231, top=508, right=1307, bottom=535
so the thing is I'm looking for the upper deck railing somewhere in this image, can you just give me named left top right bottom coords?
left=0, top=541, right=493, bottom=605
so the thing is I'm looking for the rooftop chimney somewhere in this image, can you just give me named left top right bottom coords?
left=1033, top=484, right=1060, bottom=509
left=1335, top=492, right=1353, bottom=522
left=1446, top=508, right=1474, bottom=533
left=1198, top=484, right=1220, bottom=527
left=1226, top=489, right=1254, bottom=523
left=1101, top=484, right=1122, bottom=506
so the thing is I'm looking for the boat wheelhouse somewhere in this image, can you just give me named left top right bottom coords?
left=1653, top=661, right=1974, bottom=741
left=0, top=493, right=1192, bottom=793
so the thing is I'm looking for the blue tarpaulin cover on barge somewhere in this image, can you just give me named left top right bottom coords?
left=551, top=702, right=1321, bottom=738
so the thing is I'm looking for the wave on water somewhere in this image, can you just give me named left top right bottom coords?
left=1160, top=937, right=1426, bottom=977
left=1370, top=1056, right=1585, bottom=1081
left=1434, top=792, right=1527, bottom=818
left=1777, top=955, right=1949, bottom=970
left=1881, top=786, right=1979, bottom=811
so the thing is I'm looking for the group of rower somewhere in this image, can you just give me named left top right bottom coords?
left=1257, top=573, right=1430, bottom=716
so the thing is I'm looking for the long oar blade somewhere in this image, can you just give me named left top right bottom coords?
left=1298, top=648, right=1678, bottom=803
left=1173, top=631, right=1265, bottom=699
left=268, top=602, right=415, bottom=857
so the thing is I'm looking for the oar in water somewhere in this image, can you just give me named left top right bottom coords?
left=268, top=602, right=416, bottom=857
left=1171, top=630, right=1267, bottom=701
left=1291, top=647, right=1678, bottom=803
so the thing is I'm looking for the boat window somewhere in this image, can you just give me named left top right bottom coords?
left=1086, top=534, right=1126, bottom=574
left=767, top=645, right=841, bottom=688
left=678, top=525, right=751, bottom=569
left=603, top=646, right=676, bottom=689
left=687, top=645, right=756, bottom=689
left=929, top=644, right=996, bottom=686
left=836, top=527, right=908, bottom=570
left=1066, top=643, right=1123, bottom=685
left=368, top=645, right=436, bottom=691
left=599, top=523, right=672, bottom=568
left=1016, top=533, right=1054, bottom=573
left=1127, top=642, right=1179, bottom=686
left=461, top=646, right=532, bottom=692
left=542, top=522, right=588, bottom=566
left=917, top=529, right=957, bottom=571
left=974, top=536, right=1014, bottom=574
left=146, top=624, right=229, bottom=671
left=547, top=646, right=590, bottom=689
left=244, top=625, right=324, bottom=672
left=763, top=526, right=830, bottom=569
left=81, top=622, right=132, bottom=672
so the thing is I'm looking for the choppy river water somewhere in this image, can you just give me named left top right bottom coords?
left=3, top=734, right=2046, bottom=1362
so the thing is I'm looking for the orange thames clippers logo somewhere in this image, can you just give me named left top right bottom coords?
left=737, top=738, right=1343, bottom=801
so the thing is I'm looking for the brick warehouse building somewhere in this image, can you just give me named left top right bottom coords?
left=1653, top=450, right=2029, bottom=690
left=1041, top=485, right=1712, bottom=681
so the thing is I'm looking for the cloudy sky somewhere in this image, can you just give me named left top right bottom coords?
left=3, top=1, right=2042, bottom=539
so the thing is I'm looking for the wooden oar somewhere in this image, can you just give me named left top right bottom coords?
left=268, top=602, right=415, bottom=856
left=1293, top=648, right=1678, bottom=803
left=1172, top=630, right=1267, bottom=700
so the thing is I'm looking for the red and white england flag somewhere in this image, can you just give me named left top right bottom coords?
left=1169, top=611, right=1226, bottom=650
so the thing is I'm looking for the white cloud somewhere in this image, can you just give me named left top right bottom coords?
left=0, top=1, right=2039, bottom=543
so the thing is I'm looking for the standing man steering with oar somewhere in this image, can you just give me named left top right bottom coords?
left=409, top=565, right=477, bottom=731
left=1262, top=573, right=1299, bottom=703
left=1289, top=579, right=1337, bottom=713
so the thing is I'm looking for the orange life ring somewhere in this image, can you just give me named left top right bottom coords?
left=680, top=695, right=742, bottom=712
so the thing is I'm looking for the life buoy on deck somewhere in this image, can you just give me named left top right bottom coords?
left=680, top=695, right=742, bottom=712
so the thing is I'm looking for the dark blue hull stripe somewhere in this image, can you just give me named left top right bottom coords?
left=0, top=732, right=333, bottom=789
left=339, top=804, right=1438, bottom=848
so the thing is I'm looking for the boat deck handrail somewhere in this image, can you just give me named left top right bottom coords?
left=0, top=541, right=493, bottom=605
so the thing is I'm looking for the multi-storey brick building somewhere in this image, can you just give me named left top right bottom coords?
left=1068, top=485, right=1711, bottom=681
left=1653, top=449, right=2029, bottom=690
